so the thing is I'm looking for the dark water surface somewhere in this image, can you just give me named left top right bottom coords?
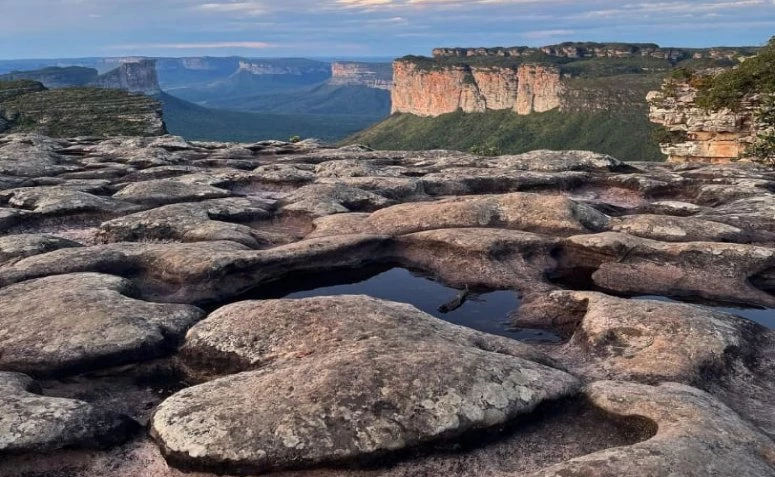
left=249, top=266, right=562, bottom=343
left=634, top=295, right=775, bottom=329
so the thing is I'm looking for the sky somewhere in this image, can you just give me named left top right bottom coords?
left=0, top=0, right=774, bottom=59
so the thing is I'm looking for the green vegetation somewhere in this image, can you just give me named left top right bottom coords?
left=158, top=92, right=382, bottom=143
left=696, top=37, right=775, bottom=110
left=745, top=95, right=775, bottom=167
left=347, top=109, right=664, bottom=162
left=1, top=85, right=163, bottom=137
left=210, top=84, right=391, bottom=117
left=0, top=66, right=98, bottom=88
left=403, top=44, right=751, bottom=79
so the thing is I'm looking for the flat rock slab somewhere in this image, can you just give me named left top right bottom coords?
left=0, top=372, right=138, bottom=453
left=0, top=273, right=205, bottom=376
left=609, top=214, right=749, bottom=243
left=98, top=197, right=275, bottom=248
left=0, top=233, right=82, bottom=263
left=313, top=192, right=610, bottom=237
left=561, top=231, right=775, bottom=307
left=113, top=180, right=231, bottom=206
left=153, top=296, right=580, bottom=473
left=530, top=381, right=775, bottom=477
left=179, top=295, right=555, bottom=379
left=0, top=187, right=141, bottom=216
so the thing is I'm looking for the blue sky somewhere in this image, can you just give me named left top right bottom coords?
left=1, top=0, right=774, bottom=59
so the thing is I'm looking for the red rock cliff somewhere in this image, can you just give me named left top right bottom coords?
left=391, top=60, right=563, bottom=116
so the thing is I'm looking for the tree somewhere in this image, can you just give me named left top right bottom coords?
left=745, top=95, right=775, bottom=167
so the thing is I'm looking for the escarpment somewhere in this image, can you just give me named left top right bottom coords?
left=329, top=62, right=393, bottom=90
left=90, top=59, right=162, bottom=95
left=0, top=79, right=166, bottom=137
left=391, top=42, right=756, bottom=118
left=391, top=61, right=564, bottom=116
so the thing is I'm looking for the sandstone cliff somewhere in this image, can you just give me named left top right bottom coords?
left=329, top=62, right=392, bottom=90
left=648, top=81, right=756, bottom=163
left=391, top=61, right=563, bottom=116
left=90, top=59, right=161, bottom=95
left=433, top=43, right=757, bottom=61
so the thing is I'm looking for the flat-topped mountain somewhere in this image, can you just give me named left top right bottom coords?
left=90, top=59, right=161, bottom=95
left=352, top=41, right=758, bottom=161
left=329, top=62, right=393, bottom=90
left=432, top=42, right=758, bottom=61
left=0, top=79, right=165, bottom=137
left=0, top=66, right=99, bottom=88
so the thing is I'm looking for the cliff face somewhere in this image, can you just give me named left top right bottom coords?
left=237, top=60, right=329, bottom=76
left=329, top=62, right=393, bottom=90
left=0, top=79, right=166, bottom=137
left=0, top=67, right=99, bottom=89
left=647, top=82, right=755, bottom=163
left=391, top=61, right=563, bottom=117
left=91, top=60, right=161, bottom=95
left=432, top=43, right=757, bottom=61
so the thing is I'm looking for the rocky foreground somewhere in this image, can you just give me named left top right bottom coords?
left=0, top=133, right=774, bottom=476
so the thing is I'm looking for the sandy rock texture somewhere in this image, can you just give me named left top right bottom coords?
left=0, top=133, right=773, bottom=476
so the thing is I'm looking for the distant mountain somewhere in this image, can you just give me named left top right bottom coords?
left=91, top=59, right=161, bottom=95
left=0, top=66, right=98, bottom=88
left=0, top=56, right=390, bottom=142
left=170, top=59, right=332, bottom=104
left=157, top=92, right=382, bottom=143
left=210, top=83, right=391, bottom=116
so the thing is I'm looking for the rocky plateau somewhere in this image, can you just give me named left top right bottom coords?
left=0, top=133, right=773, bottom=477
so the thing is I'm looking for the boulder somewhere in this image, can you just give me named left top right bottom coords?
left=0, top=273, right=205, bottom=376
left=0, top=186, right=141, bottom=216
left=530, top=381, right=775, bottom=477
left=0, top=233, right=82, bottom=264
left=609, top=214, right=749, bottom=243
left=365, top=193, right=610, bottom=236
left=153, top=296, right=580, bottom=474
left=112, top=180, right=231, bottom=206
left=97, top=197, right=276, bottom=248
left=559, top=232, right=775, bottom=307
left=0, top=372, right=138, bottom=453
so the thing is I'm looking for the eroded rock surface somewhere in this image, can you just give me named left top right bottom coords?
left=0, top=132, right=774, bottom=477
left=0, top=273, right=204, bottom=376
left=154, top=296, right=580, bottom=473
left=0, top=372, right=138, bottom=453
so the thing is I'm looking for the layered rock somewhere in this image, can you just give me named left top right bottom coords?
left=648, top=81, right=756, bottom=163
left=0, top=81, right=165, bottom=137
left=90, top=59, right=161, bottom=95
left=391, top=61, right=562, bottom=116
left=432, top=43, right=757, bottom=61
left=329, top=62, right=393, bottom=90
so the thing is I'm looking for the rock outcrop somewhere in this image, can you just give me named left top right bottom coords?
left=648, top=81, right=757, bottom=163
left=329, top=62, right=393, bottom=90
left=0, top=79, right=166, bottom=137
left=0, top=133, right=773, bottom=477
left=391, top=61, right=563, bottom=116
left=90, top=59, right=161, bottom=95
left=432, top=42, right=757, bottom=61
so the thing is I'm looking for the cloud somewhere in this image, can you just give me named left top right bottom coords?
left=112, top=41, right=274, bottom=49
left=0, top=0, right=773, bottom=58
left=196, top=1, right=266, bottom=15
